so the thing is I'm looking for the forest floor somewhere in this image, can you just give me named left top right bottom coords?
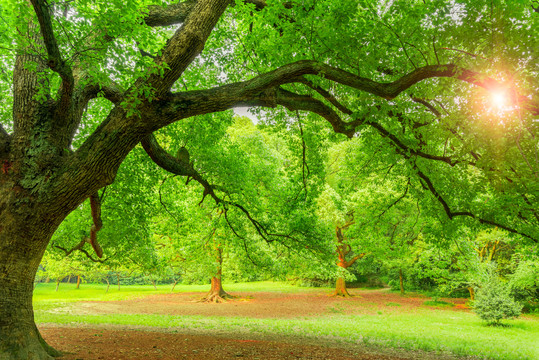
left=38, top=287, right=475, bottom=360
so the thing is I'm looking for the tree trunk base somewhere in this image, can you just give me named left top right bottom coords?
left=200, top=289, right=234, bottom=303
left=0, top=324, right=61, bottom=360
left=330, top=277, right=352, bottom=297
left=330, top=289, right=352, bottom=297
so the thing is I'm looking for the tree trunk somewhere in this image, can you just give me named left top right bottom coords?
left=151, top=279, right=157, bottom=290
left=333, top=276, right=351, bottom=297
left=0, top=211, right=63, bottom=359
left=399, top=269, right=405, bottom=295
left=117, top=274, right=121, bottom=291
left=105, top=278, right=110, bottom=293
left=202, top=275, right=231, bottom=303
left=55, top=279, right=60, bottom=292
left=76, top=275, right=81, bottom=289
left=201, top=246, right=231, bottom=303
left=468, top=286, right=475, bottom=301
left=171, top=279, right=179, bottom=293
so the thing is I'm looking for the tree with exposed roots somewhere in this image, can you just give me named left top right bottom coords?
left=0, top=0, right=537, bottom=358
left=202, top=242, right=233, bottom=302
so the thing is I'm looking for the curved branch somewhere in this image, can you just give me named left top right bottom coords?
left=144, top=0, right=197, bottom=27
left=152, top=60, right=537, bottom=130
left=52, top=240, right=107, bottom=263
left=141, top=133, right=221, bottom=205
left=80, top=82, right=124, bottom=106
left=345, top=253, right=366, bottom=268
left=141, top=133, right=302, bottom=244
left=368, top=121, right=457, bottom=165
left=413, top=163, right=537, bottom=242
left=275, top=88, right=362, bottom=138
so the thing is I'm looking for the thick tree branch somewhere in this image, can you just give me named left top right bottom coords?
left=72, top=59, right=537, bottom=228
left=144, top=0, right=197, bottom=27
left=296, top=78, right=353, bottom=115
left=30, top=0, right=74, bottom=98
left=80, top=82, right=124, bottom=106
left=144, top=0, right=231, bottom=96
left=345, top=253, right=366, bottom=268
left=150, top=60, right=538, bottom=130
left=275, top=88, right=362, bottom=138
left=144, top=0, right=267, bottom=27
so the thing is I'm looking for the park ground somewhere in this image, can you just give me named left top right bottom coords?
left=34, top=282, right=539, bottom=360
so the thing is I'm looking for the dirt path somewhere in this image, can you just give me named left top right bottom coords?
left=55, top=288, right=469, bottom=318
left=39, top=288, right=472, bottom=360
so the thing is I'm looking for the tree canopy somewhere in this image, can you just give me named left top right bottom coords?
left=0, top=0, right=537, bottom=359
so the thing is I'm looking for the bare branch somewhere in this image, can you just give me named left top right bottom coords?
left=52, top=241, right=107, bottom=263
left=376, top=179, right=410, bottom=219
left=295, top=111, right=309, bottom=199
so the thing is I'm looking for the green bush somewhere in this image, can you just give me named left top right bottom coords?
left=473, top=275, right=522, bottom=325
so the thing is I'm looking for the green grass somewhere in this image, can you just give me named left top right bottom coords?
left=34, top=281, right=326, bottom=302
left=34, top=282, right=539, bottom=360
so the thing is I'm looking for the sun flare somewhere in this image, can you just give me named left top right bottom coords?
left=491, top=90, right=507, bottom=110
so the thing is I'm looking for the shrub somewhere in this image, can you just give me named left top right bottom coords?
left=473, top=275, right=522, bottom=325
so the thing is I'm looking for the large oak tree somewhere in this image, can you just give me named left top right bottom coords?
left=0, top=0, right=537, bottom=358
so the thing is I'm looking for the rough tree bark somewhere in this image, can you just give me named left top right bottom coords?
left=0, top=207, right=64, bottom=359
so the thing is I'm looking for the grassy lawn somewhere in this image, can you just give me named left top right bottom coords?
left=34, top=282, right=539, bottom=360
